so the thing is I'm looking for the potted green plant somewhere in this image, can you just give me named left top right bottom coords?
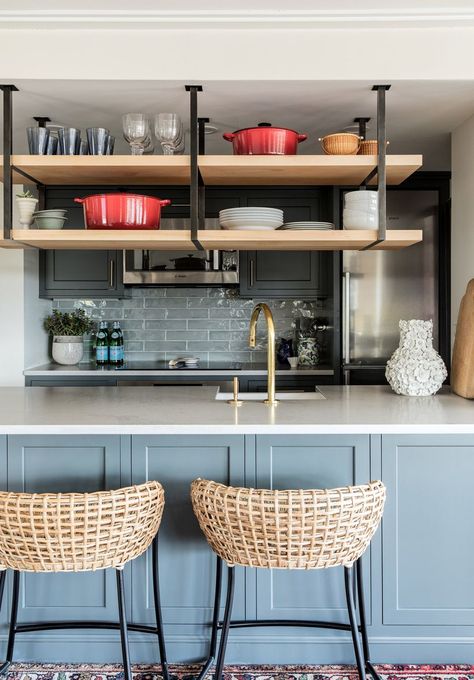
left=16, top=190, right=38, bottom=227
left=44, top=309, right=94, bottom=365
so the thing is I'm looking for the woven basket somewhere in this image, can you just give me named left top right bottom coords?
left=358, top=140, right=390, bottom=155
left=191, top=479, right=385, bottom=569
left=0, top=481, right=164, bottom=573
left=319, top=133, right=361, bottom=155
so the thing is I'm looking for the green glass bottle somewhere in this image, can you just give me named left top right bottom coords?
left=95, top=321, right=109, bottom=366
left=109, top=321, right=124, bottom=367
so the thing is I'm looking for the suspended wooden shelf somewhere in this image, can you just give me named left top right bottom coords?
left=5, top=155, right=190, bottom=185
left=2, top=154, right=422, bottom=188
left=198, top=155, right=422, bottom=186
left=10, top=228, right=422, bottom=251
left=10, top=229, right=195, bottom=250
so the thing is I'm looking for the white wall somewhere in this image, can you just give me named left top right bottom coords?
left=451, top=114, right=474, bottom=342
left=0, top=186, right=51, bottom=386
left=0, top=26, right=474, bottom=81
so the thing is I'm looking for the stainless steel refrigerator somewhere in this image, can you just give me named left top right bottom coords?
left=342, top=189, right=440, bottom=384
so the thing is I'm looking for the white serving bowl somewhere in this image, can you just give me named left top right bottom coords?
left=345, top=190, right=378, bottom=201
left=343, top=208, right=378, bottom=229
left=345, top=196, right=378, bottom=208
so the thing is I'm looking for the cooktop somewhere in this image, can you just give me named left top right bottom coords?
left=113, top=361, right=243, bottom=371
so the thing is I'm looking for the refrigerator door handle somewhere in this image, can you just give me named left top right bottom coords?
left=342, top=271, right=351, bottom=366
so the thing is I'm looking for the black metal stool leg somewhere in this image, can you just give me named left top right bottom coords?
left=214, top=566, right=235, bottom=680
left=0, top=570, right=6, bottom=615
left=196, top=556, right=223, bottom=680
left=0, top=569, right=20, bottom=675
left=356, top=560, right=381, bottom=680
left=116, top=568, right=132, bottom=680
left=152, top=536, right=170, bottom=680
left=344, top=566, right=366, bottom=680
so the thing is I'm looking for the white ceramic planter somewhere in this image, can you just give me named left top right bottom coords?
left=52, top=335, right=84, bottom=365
left=16, top=197, right=38, bottom=228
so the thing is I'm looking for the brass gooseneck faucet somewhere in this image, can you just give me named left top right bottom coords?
left=248, top=302, right=278, bottom=406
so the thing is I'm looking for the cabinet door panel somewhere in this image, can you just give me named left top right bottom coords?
left=131, top=435, right=245, bottom=625
left=256, top=434, right=370, bottom=622
left=382, top=434, right=474, bottom=626
left=6, top=435, right=123, bottom=622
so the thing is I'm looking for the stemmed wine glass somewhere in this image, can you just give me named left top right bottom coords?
left=154, top=113, right=183, bottom=155
left=122, top=113, right=150, bottom=155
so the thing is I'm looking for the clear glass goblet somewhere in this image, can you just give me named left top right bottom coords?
left=122, top=113, right=150, bottom=155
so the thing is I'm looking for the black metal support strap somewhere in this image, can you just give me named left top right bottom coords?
left=185, top=85, right=204, bottom=250
left=361, top=84, right=391, bottom=250
left=354, top=117, right=370, bottom=141
left=33, top=116, right=50, bottom=128
left=1, top=85, right=18, bottom=241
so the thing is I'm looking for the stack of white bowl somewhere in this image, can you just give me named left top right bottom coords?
left=219, top=207, right=283, bottom=231
left=343, top=191, right=378, bottom=230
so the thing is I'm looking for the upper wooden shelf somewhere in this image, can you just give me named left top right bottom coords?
left=4, top=155, right=191, bottom=185
left=198, top=154, right=423, bottom=186
left=9, top=228, right=422, bottom=251
left=2, top=153, right=422, bottom=187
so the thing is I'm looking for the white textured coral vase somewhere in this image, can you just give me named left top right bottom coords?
left=385, top=320, right=447, bottom=396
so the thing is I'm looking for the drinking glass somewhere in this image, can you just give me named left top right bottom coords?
left=122, top=114, right=150, bottom=155
left=46, top=134, right=58, bottom=155
left=105, top=134, right=115, bottom=155
left=27, top=127, right=50, bottom=155
left=154, top=113, right=182, bottom=155
left=87, top=127, right=110, bottom=155
left=58, top=127, right=81, bottom=155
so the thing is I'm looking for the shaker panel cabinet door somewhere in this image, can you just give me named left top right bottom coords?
left=255, top=435, right=371, bottom=624
left=130, top=435, right=246, bottom=626
left=40, top=250, right=125, bottom=298
left=382, top=434, right=474, bottom=626
left=239, top=191, right=331, bottom=298
left=6, top=435, right=124, bottom=623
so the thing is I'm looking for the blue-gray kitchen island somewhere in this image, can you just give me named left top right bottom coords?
left=0, top=385, right=472, bottom=665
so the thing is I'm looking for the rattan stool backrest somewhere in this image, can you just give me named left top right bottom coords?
left=191, top=479, right=385, bottom=569
left=0, top=481, right=164, bottom=573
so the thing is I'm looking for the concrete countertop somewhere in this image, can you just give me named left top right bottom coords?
left=24, top=363, right=334, bottom=377
left=0, top=385, right=472, bottom=435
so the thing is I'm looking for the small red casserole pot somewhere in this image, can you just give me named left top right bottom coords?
left=74, top=193, right=171, bottom=230
left=223, top=122, right=307, bottom=155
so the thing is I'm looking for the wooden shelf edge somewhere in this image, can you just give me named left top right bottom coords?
left=11, top=228, right=422, bottom=251
left=11, top=229, right=196, bottom=250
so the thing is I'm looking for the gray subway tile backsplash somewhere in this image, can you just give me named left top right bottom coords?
left=53, top=288, right=326, bottom=363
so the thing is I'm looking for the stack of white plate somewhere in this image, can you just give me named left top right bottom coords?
left=343, top=190, right=379, bottom=229
left=279, top=221, right=335, bottom=230
left=219, top=207, right=283, bottom=231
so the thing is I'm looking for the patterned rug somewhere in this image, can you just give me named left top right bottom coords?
left=3, top=665, right=474, bottom=680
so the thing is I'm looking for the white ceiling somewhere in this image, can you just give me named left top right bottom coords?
left=4, top=79, right=474, bottom=169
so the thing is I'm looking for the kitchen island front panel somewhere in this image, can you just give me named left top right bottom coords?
left=1, top=430, right=474, bottom=663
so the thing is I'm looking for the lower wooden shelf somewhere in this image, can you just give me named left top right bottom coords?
left=10, top=229, right=195, bottom=250
left=9, top=228, right=423, bottom=251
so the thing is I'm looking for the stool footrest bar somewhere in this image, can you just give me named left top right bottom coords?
left=16, top=621, right=159, bottom=634
left=219, top=618, right=356, bottom=632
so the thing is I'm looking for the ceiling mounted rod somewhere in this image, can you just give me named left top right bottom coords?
left=185, top=85, right=204, bottom=251
left=0, top=84, right=18, bottom=241
left=354, top=117, right=370, bottom=140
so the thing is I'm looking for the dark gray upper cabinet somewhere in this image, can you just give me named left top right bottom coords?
left=239, top=189, right=332, bottom=298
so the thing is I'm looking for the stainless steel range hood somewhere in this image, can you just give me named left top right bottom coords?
left=123, top=218, right=239, bottom=286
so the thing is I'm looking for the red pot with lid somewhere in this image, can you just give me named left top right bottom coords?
left=74, top=193, right=171, bottom=230
left=223, top=123, right=307, bottom=155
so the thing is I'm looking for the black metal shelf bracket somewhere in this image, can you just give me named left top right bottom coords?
left=354, top=117, right=370, bottom=140
left=185, top=85, right=204, bottom=251
left=1, top=85, right=18, bottom=240
left=33, top=116, right=51, bottom=128
left=361, top=84, right=391, bottom=250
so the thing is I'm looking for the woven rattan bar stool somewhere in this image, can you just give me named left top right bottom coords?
left=0, top=482, right=169, bottom=680
left=191, top=478, right=386, bottom=680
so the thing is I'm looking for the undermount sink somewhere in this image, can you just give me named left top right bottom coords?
left=216, top=389, right=326, bottom=402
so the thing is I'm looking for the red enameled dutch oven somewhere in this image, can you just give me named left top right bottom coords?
left=74, top=193, right=172, bottom=230
left=223, top=122, right=307, bottom=155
